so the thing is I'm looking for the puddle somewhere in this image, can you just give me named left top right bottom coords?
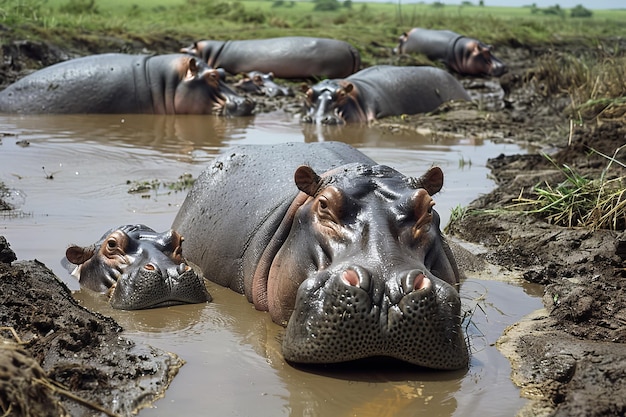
left=0, top=112, right=540, bottom=416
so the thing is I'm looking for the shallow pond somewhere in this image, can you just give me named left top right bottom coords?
left=0, top=112, right=543, bottom=416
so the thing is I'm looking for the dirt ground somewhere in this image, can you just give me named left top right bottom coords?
left=1, top=34, right=625, bottom=416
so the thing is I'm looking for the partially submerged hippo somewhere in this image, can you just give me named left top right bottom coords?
left=181, top=37, right=361, bottom=79
left=0, top=53, right=254, bottom=116
left=301, top=65, right=470, bottom=124
left=64, top=224, right=211, bottom=310
left=395, top=28, right=507, bottom=77
left=234, top=71, right=293, bottom=97
left=172, top=142, right=468, bottom=370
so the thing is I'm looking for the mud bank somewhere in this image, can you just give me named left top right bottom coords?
left=0, top=238, right=183, bottom=417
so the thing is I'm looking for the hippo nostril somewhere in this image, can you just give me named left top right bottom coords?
left=402, top=270, right=430, bottom=293
left=340, top=267, right=371, bottom=290
left=341, top=269, right=359, bottom=286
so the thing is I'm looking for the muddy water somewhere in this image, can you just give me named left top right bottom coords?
left=0, top=113, right=543, bottom=416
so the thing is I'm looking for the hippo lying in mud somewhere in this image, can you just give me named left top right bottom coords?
left=234, top=71, right=293, bottom=97
left=301, top=65, right=470, bottom=124
left=395, top=28, right=507, bottom=77
left=172, top=142, right=469, bottom=370
left=0, top=53, right=254, bottom=116
left=181, top=37, right=361, bottom=79
left=64, top=224, right=211, bottom=310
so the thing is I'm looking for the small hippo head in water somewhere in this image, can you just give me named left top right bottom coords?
left=301, top=80, right=359, bottom=125
left=234, top=71, right=294, bottom=98
left=269, top=164, right=468, bottom=369
left=64, top=224, right=211, bottom=310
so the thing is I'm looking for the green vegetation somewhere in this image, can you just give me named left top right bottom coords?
left=509, top=149, right=626, bottom=230
left=1, top=0, right=625, bottom=53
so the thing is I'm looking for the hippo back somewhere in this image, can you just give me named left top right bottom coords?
left=349, top=65, right=470, bottom=118
left=0, top=54, right=154, bottom=114
left=172, top=142, right=374, bottom=296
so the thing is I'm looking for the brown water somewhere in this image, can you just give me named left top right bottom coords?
left=0, top=112, right=543, bottom=417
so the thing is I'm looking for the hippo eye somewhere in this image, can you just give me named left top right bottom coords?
left=107, top=238, right=117, bottom=249
left=144, top=264, right=156, bottom=271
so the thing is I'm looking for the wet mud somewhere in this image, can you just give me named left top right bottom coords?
left=0, top=240, right=183, bottom=417
left=1, top=33, right=625, bottom=416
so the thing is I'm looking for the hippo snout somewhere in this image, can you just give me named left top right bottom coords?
left=282, top=265, right=468, bottom=369
left=224, top=96, right=255, bottom=117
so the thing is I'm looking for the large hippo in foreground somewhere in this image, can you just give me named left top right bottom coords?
left=181, top=37, right=361, bottom=79
left=64, top=224, right=211, bottom=310
left=301, top=65, right=470, bottom=124
left=172, top=142, right=468, bottom=370
left=395, top=28, right=507, bottom=77
left=0, top=53, right=254, bottom=116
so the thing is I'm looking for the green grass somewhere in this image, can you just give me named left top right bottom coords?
left=509, top=149, right=626, bottom=230
left=3, top=0, right=626, bottom=50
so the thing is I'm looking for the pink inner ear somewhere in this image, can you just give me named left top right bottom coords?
left=65, top=246, right=95, bottom=265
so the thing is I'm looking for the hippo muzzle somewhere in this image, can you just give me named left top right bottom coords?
left=282, top=264, right=466, bottom=369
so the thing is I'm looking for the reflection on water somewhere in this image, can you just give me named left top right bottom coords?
left=0, top=112, right=539, bottom=416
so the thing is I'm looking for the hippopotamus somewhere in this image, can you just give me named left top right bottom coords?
left=301, top=65, right=470, bottom=124
left=64, top=224, right=211, bottom=310
left=181, top=37, right=361, bottom=79
left=234, top=71, right=293, bottom=97
left=0, top=53, right=254, bottom=116
left=172, top=142, right=468, bottom=370
left=395, top=28, right=507, bottom=77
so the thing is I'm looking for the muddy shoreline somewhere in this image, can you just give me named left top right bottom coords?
left=1, top=34, right=625, bottom=416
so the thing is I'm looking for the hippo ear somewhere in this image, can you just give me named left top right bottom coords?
left=415, top=166, right=444, bottom=196
left=188, top=58, right=199, bottom=76
left=65, top=245, right=96, bottom=265
left=294, top=165, right=322, bottom=196
left=300, top=83, right=311, bottom=94
left=342, top=82, right=354, bottom=94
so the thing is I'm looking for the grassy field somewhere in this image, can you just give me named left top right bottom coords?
left=3, top=0, right=625, bottom=50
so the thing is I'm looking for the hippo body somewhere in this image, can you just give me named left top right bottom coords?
left=182, top=37, right=361, bottom=79
left=395, top=28, right=507, bottom=77
left=0, top=53, right=254, bottom=115
left=64, top=224, right=211, bottom=310
left=302, top=65, right=470, bottom=124
left=172, top=142, right=468, bottom=370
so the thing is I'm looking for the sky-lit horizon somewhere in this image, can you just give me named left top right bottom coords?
left=387, top=0, right=624, bottom=9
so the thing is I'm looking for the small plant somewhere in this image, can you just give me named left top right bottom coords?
left=450, top=204, right=468, bottom=223
left=508, top=147, right=626, bottom=230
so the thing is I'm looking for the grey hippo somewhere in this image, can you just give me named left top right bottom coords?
left=64, top=224, right=211, bottom=310
left=172, top=142, right=469, bottom=370
left=395, top=28, right=507, bottom=77
left=0, top=53, right=254, bottom=116
left=301, top=65, right=470, bottom=124
left=181, top=37, right=361, bottom=79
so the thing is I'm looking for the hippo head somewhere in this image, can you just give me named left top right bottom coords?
left=457, top=40, right=507, bottom=77
left=174, top=57, right=255, bottom=117
left=262, top=164, right=468, bottom=370
left=64, top=224, right=211, bottom=310
left=301, top=80, right=367, bottom=125
left=235, top=71, right=293, bottom=98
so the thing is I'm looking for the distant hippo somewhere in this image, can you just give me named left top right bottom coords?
left=172, top=142, right=468, bottom=370
left=0, top=53, right=254, bottom=116
left=181, top=37, right=361, bottom=79
left=395, top=28, right=507, bottom=77
left=301, top=65, right=470, bottom=124
left=64, top=224, right=211, bottom=310
left=234, top=71, right=293, bottom=97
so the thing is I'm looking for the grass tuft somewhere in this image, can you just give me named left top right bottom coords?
left=508, top=146, right=626, bottom=230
